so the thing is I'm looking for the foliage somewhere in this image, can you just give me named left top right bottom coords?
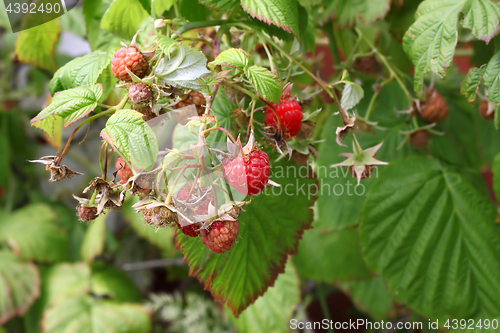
left=3, top=0, right=500, bottom=332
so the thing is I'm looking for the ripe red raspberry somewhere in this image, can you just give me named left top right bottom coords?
left=265, top=100, right=303, bottom=140
left=201, top=220, right=239, bottom=253
left=223, top=149, right=270, bottom=196
left=129, top=82, right=154, bottom=105
left=115, top=157, right=133, bottom=184
left=419, top=90, right=448, bottom=123
left=77, top=204, right=99, bottom=222
left=111, top=47, right=148, bottom=82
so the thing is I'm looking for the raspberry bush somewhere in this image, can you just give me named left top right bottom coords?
left=3, top=0, right=500, bottom=332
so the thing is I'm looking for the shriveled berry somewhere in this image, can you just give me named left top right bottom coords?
left=201, top=220, right=239, bottom=253
left=174, top=91, right=206, bottom=116
left=77, top=204, right=99, bottom=222
left=111, top=47, right=148, bottom=82
left=354, top=56, right=380, bottom=74
left=142, top=206, right=178, bottom=227
left=115, top=157, right=133, bottom=184
left=479, top=100, right=495, bottom=120
left=410, top=130, right=431, bottom=149
left=265, top=100, right=303, bottom=139
left=223, top=149, right=270, bottom=196
left=419, top=90, right=448, bottom=123
left=129, top=82, right=154, bottom=105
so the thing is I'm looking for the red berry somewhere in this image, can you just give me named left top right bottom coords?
left=201, top=220, right=239, bottom=253
left=115, top=157, right=133, bottom=184
left=175, top=184, right=214, bottom=237
left=77, top=204, right=99, bottom=222
left=264, top=100, right=303, bottom=139
left=111, top=47, right=148, bottom=82
left=410, top=130, right=431, bottom=149
left=223, top=149, right=270, bottom=196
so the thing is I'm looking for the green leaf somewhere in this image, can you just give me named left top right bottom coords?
left=80, top=215, right=107, bottom=264
left=156, top=35, right=178, bottom=56
left=241, top=0, right=299, bottom=36
left=121, top=198, right=176, bottom=255
left=0, top=251, right=40, bottom=325
left=294, top=221, right=372, bottom=282
left=101, top=110, right=159, bottom=172
left=496, top=103, right=500, bottom=129
left=484, top=37, right=500, bottom=103
left=154, top=0, right=176, bottom=15
left=43, top=295, right=151, bottom=333
left=340, top=278, right=394, bottom=321
left=42, top=263, right=91, bottom=304
left=323, top=0, right=391, bottom=27
left=208, top=92, right=236, bottom=143
left=244, top=65, right=282, bottom=103
left=15, top=19, right=60, bottom=72
left=360, top=156, right=500, bottom=323
left=155, top=44, right=211, bottom=90
left=209, top=48, right=251, bottom=69
left=228, top=261, right=300, bottom=333
left=101, top=0, right=149, bottom=39
left=49, top=51, right=113, bottom=95
left=460, top=66, right=485, bottom=103
left=180, top=0, right=207, bottom=21
left=403, top=0, right=500, bottom=96
left=199, top=0, right=240, bottom=10
left=90, top=263, right=142, bottom=302
left=341, top=82, right=364, bottom=110
left=196, top=70, right=232, bottom=87
left=31, top=85, right=103, bottom=129
left=0, top=204, right=67, bottom=262
left=175, top=160, right=315, bottom=316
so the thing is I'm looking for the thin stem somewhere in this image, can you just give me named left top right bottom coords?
left=203, top=127, right=238, bottom=144
left=165, top=165, right=188, bottom=205
left=175, top=20, right=234, bottom=35
left=256, top=31, right=276, bottom=74
left=316, top=283, right=335, bottom=333
left=247, top=99, right=257, bottom=136
left=223, top=81, right=260, bottom=101
left=355, top=28, right=413, bottom=102
left=56, top=108, right=116, bottom=166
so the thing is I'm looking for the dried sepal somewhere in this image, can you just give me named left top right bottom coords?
left=29, top=156, right=83, bottom=182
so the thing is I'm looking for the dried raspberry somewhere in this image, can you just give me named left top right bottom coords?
left=142, top=206, right=178, bottom=227
left=354, top=56, right=380, bottom=74
left=348, top=165, right=374, bottom=180
left=175, top=184, right=214, bottom=237
left=201, top=220, right=239, bottom=253
left=174, top=91, right=206, bottom=116
left=223, top=149, right=270, bottom=196
left=77, top=204, right=99, bottom=222
left=111, top=47, right=148, bottom=82
left=419, top=90, right=448, bottom=123
left=410, top=130, right=431, bottom=149
left=479, top=100, right=495, bottom=120
left=295, top=120, right=315, bottom=140
left=129, top=82, right=154, bottom=105
left=265, top=100, right=303, bottom=140
left=115, top=157, right=133, bottom=184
